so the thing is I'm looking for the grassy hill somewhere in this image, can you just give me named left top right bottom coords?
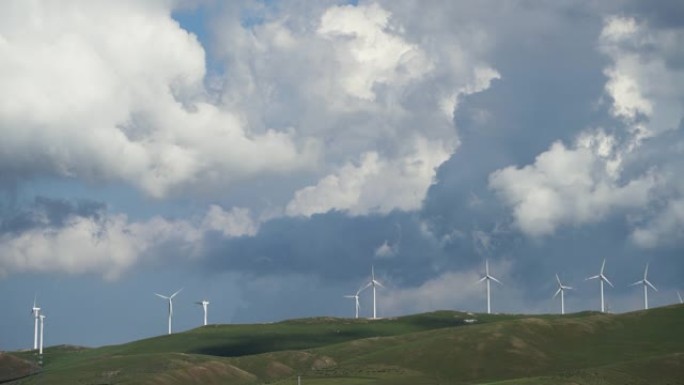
left=4, top=306, right=683, bottom=384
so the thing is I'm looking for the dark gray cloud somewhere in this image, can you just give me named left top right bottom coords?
left=202, top=212, right=450, bottom=286
left=623, top=0, right=684, bottom=28
left=0, top=196, right=105, bottom=234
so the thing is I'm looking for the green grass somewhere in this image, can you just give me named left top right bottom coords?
left=5, top=306, right=683, bottom=384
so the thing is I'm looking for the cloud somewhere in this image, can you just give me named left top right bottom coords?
left=201, top=205, right=258, bottom=237
left=487, top=14, right=684, bottom=239
left=0, top=0, right=316, bottom=198
left=0, top=208, right=147, bottom=280
left=316, top=3, right=433, bottom=101
left=213, top=2, right=500, bottom=215
left=380, top=260, right=519, bottom=315
left=599, top=15, right=684, bottom=134
left=286, top=138, right=452, bottom=216
left=489, top=131, right=655, bottom=237
left=0, top=198, right=256, bottom=279
left=374, top=240, right=395, bottom=258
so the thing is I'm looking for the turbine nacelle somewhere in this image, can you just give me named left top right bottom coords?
left=344, top=294, right=361, bottom=318
left=195, top=299, right=210, bottom=326
left=630, top=264, right=658, bottom=310
left=31, top=296, right=41, bottom=317
left=630, top=263, right=657, bottom=292
left=586, top=259, right=613, bottom=312
left=478, top=260, right=503, bottom=285
left=477, top=260, right=502, bottom=314
left=154, top=288, right=183, bottom=334
left=364, top=265, right=384, bottom=319
left=553, top=274, right=573, bottom=298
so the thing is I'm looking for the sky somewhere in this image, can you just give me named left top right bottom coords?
left=0, top=0, right=683, bottom=350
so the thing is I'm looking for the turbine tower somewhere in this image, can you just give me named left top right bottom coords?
left=554, top=274, right=573, bottom=315
left=477, top=260, right=502, bottom=314
left=39, top=314, right=46, bottom=355
left=586, top=259, right=613, bottom=313
left=362, top=266, right=384, bottom=319
left=630, top=263, right=657, bottom=310
left=154, top=288, right=183, bottom=334
left=195, top=300, right=210, bottom=326
left=344, top=285, right=365, bottom=319
left=31, top=297, right=41, bottom=350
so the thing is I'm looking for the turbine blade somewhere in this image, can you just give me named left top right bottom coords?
left=553, top=288, right=561, bottom=298
left=586, top=275, right=599, bottom=281
left=170, top=288, right=183, bottom=299
left=555, top=274, right=561, bottom=285
left=644, top=263, right=649, bottom=279
left=629, top=280, right=643, bottom=287
left=485, top=260, right=490, bottom=275
left=600, top=259, right=606, bottom=274
left=344, top=295, right=355, bottom=298
left=154, top=293, right=169, bottom=299
left=477, top=276, right=487, bottom=283
left=678, top=291, right=683, bottom=304
left=490, top=276, right=503, bottom=285
left=373, top=279, right=385, bottom=288
left=602, top=276, right=614, bottom=287
left=645, top=280, right=657, bottom=292
left=564, top=285, right=573, bottom=290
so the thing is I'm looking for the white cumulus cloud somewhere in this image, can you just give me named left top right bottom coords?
left=286, top=138, right=452, bottom=216
left=489, top=131, right=655, bottom=237
left=0, top=203, right=256, bottom=279
left=0, top=0, right=316, bottom=198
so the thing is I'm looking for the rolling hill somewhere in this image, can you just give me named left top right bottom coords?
left=3, top=306, right=683, bottom=384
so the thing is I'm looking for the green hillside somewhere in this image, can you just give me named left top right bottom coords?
left=4, top=306, right=683, bottom=384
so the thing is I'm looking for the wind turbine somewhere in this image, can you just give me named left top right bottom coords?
left=630, top=263, right=657, bottom=310
left=195, top=300, right=210, bottom=326
left=477, top=260, right=502, bottom=314
left=344, top=285, right=365, bottom=319
left=554, top=274, right=573, bottom=315
left=586, top=259, right=613, bottom=313
left=39, top=314, right=46, bottom=355
left=154, top=288, right=183, bottom=334
left=362, top=266, right=384, bottom=319
left=678, top=291, right=683, bottom=304
left=31, top=297, right=41, bottom=350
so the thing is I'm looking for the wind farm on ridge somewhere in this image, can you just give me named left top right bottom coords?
left=22, top=257, right=683, bottom=368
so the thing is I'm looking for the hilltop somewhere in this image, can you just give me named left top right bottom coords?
left=3, top=306, right=683, bottom=384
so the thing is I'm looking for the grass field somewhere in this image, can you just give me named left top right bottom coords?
left=3, top=306, right=683, bottom=384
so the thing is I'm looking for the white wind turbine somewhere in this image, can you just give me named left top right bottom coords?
left=630, top=263, right=657, bottom=310
left=586, top=259, right=613, bottom=313
left=39, top=314, right=46, bottom=355
left=477, top=260, right=502, bottom=314
left=154, top=288, right=183, bottom=334
left=678, top=291, right=683, bottom=304
left=362, top=266, right=384, bottom=319
left=554, top=274, right=573, bottom=315
left=31, top=297, right=41, bottom=350
left=195, top=300, right=210, bottom=326
left=344, top=285, right=365, bottom=319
